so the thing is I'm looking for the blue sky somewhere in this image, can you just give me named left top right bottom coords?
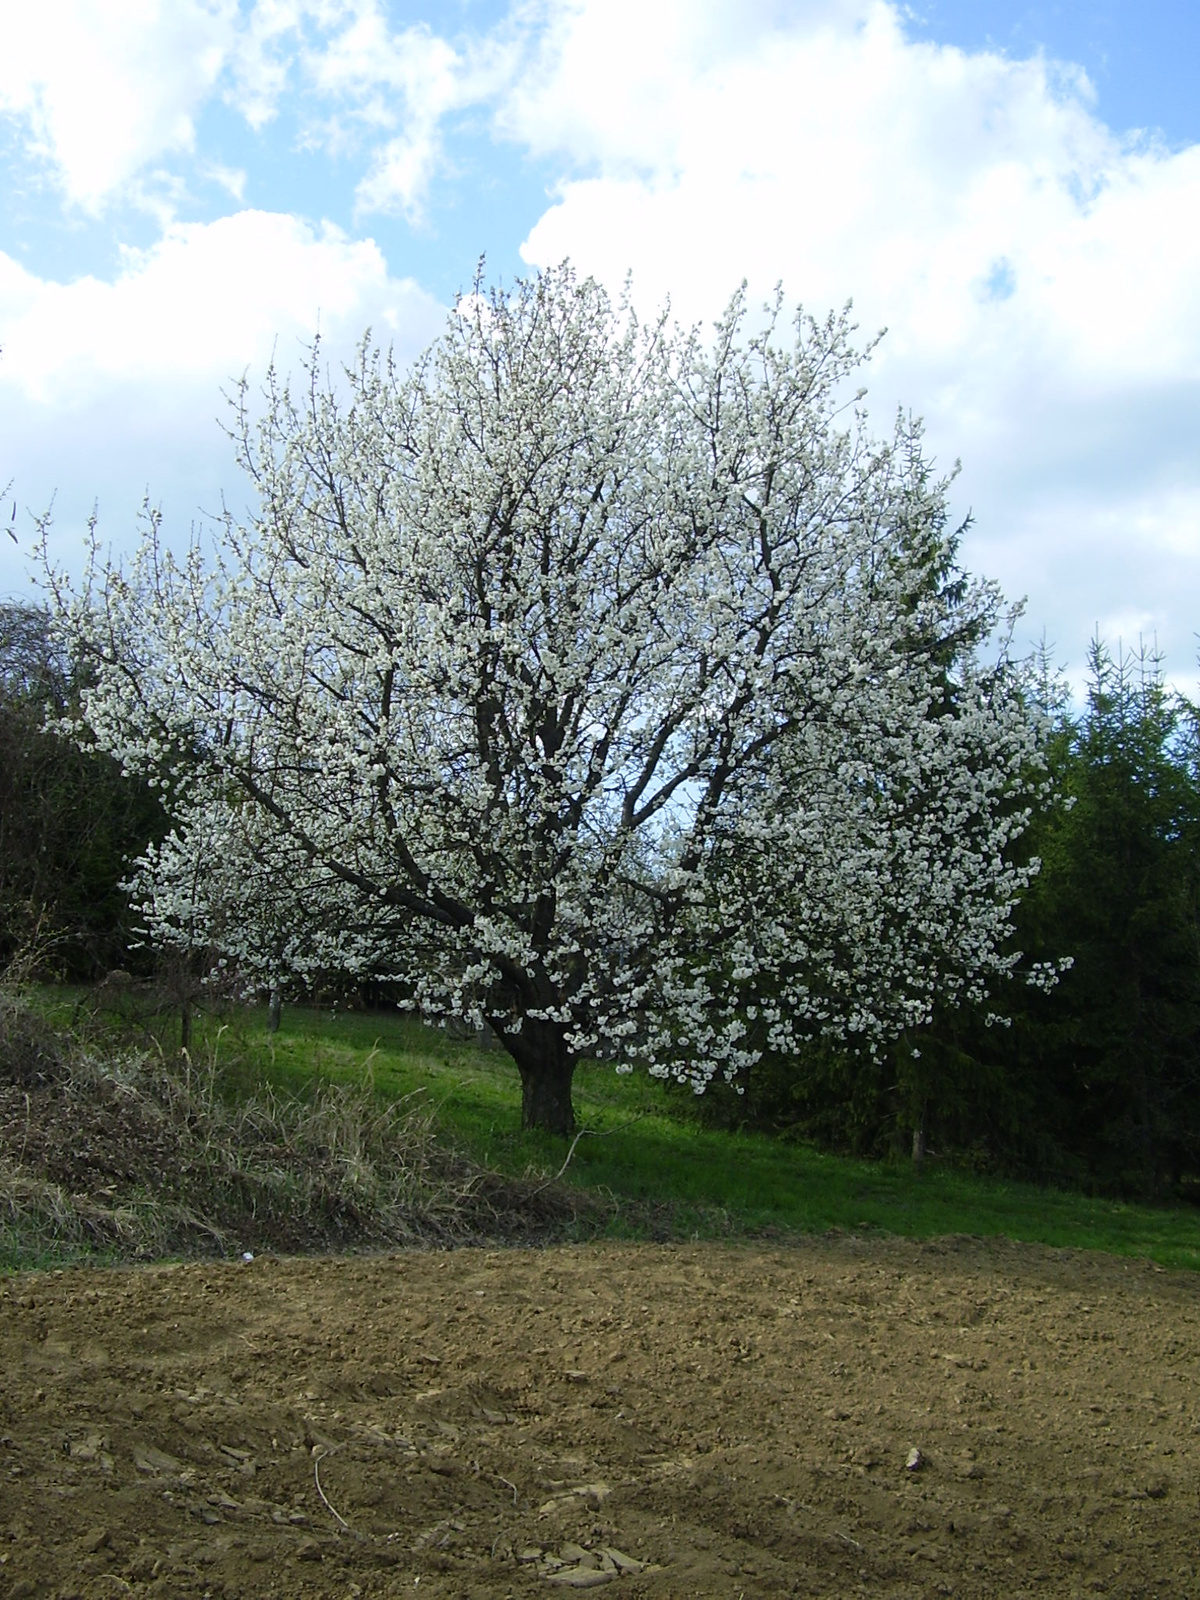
left=2, top=0, right=1198, bottom=692
left=921, top=1, right=1200, bottom=145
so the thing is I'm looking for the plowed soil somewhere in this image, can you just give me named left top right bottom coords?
left=1, top=1235, right=1197, bottom=1600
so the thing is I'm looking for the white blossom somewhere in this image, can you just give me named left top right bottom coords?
left=42, top=265, right=1051, bottom=1132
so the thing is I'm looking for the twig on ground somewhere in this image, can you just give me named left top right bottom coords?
left=531, top=1111, right=648, bottom=1195
left=313, top=1446, right=350, bottom=1529
left=533, top=1127, right=589, bottom=1193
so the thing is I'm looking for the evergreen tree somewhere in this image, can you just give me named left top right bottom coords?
left=705, top=638, right=1200, bottom=1199
left=1036, top=642, right=1200, bottom=1192
left=891, top=639, right=1200, bottom=1194
left=0, top=601, right=164, bottom=977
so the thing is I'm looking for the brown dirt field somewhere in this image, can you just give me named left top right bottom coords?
left=0, top=1236, right=1197, bottom=1600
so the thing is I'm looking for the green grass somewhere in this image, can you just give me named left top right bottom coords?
left=126, top=997, right=1200, bottom=1274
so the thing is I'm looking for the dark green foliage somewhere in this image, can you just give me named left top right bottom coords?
left=0, top=602, right=165, bottom=978
left=696, top=639, right=1200, bottom=1199
left=1012, top=641, right=1200, bottom=1194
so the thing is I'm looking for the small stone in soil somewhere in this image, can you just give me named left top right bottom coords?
left=598, top=1547, right=643, bottom=1573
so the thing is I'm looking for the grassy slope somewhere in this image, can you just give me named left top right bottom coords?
left=180, top=1001, right=1200, bottom=1273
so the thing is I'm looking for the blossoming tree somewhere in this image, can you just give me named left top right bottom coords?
left=46, top=266, right=1047, bottom=1134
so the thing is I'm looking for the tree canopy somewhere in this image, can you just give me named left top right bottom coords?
left=1002, top=641, right=1200, bottom=1193
left=0, top=601, right=164, bottom=977
left=713, top=639, right=1200, bottom=1200
left=45, top=266, right=1047, bottom=1133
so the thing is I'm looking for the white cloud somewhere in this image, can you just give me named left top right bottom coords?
left=0, top=210, right=438, bottom=399
left=0, top=209, right=444, bottom=589
left=0, top=0, right=512, bottom=223
left=224, top=0, right=313, bottom=129
left=4, top=0, right=1198, bottom=684
left=500, top=0, right=1200, bottom=675
left=225, top=0, right=523, bottom=221
left=0, top=0, right=238, bottom=213
left=332, top=21, right=465, bottom=219
left=203, top=162, right=250, bottom=201
left=298, top=5, right=517, bottom=220
left=510, top=0, right=1138, bottom=341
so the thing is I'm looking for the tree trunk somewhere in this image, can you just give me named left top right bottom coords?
left=912, top=1118, right=927, bottom=1168
left=268, top=987, right=282, bottom=1034
left=497, top=1015, right=577, bottom=1136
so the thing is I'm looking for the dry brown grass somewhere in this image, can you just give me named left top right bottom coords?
left=0, top=982, right=603, bottom=1269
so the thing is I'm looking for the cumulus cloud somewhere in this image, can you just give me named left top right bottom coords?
left=0, top=0, right=238, bottom=213
left=220, top=0, right=520, bottom=221
left=0, top=0, right=514, bottom=222
left=323, top=19, right=471, bottom=220
left=0, top=209, right=444, bottom=588
left=0, top=209, right=439, bottom=398
left=509, top=0, right=1174, bottom=350
left=502, top=0, right=1200, bottom=674
left=3, top=0, right=1198, bottom=682
left=303, top=6, right=517, bottom=221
